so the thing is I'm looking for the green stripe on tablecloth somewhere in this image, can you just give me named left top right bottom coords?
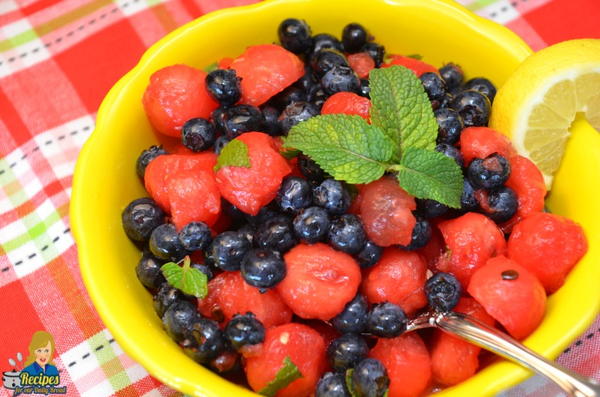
left=88, top=332, right=133, bottom=391
left=2, top=205, right=67, bottom=251
left=0, top=30, right=39, bottom=52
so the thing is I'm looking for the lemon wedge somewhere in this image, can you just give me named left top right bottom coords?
left=490, top=39, right=600, bottom=188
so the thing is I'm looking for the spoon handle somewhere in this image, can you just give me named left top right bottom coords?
left=435, top=312, right=600, bottom=397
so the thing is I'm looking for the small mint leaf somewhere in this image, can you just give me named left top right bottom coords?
left=161, top=256, right=208, bottom=298
left=214, top=139, right=251, bottom=172
left=161, top=262, right=183, bottom=287
left=406, top=54, right=423, bottom=60
left=284, top=114, right=394, bottom=184
left=395, top=147, right=463, bottom=208
left=345, top=369, right=359, bottom=397
left=369, top=66, right=438, bottom=158
left=203, top=62, right=218, bottom=73
left=258, top=357, right=303, bottom=397
left=280, top=148, right=300, bottom=160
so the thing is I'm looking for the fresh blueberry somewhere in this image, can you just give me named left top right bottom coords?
left=358, top=78, right=370, bottom=98
left=122, top=197, right=165, bottom=242
left=417, top=199, right=449, bottom=219
left=425, top=272, right=461, bottom=312
left=218, top=105, right=265, bottom=139
left=313, top=179, right=351, bottom=215
left=295, top=66, right=318, bottom=92
left=269, top=86, right=308, bottom=111
left=316, top=372, right=351, bottom=397
left=321, top=65, right=361, bottom=95
left=420, top=72, right=447, bottom=102
left=278, top=18, right=312, bottom=54
left=244, top=204, right=280, bottom=226
left=435, top=108, right=464, bottom=145
left=178, top=222, right=212, bottom=252
left=432, top=92, right=454, bottom=111
left=255, top=216, right=297, bottom=253
left=191, top=262, right=214, bottom=281
left=205, top=231, right=251, bottom=271
left=205, top=69, right=241, bottom=106
left=461, top=179, right=479, bottom=212
left=355, top=241, right=382, bottom=269
left=331, top=294, right=368, bottom=334
left=237, top=224, right=255, bottom=246
left=298, top=155, right=328, bottom=184
left=241, top=248, right=286, bottom=289
left=153, top=283, right=194, bottom=318
left=399, top=216, right=431, bottom=251
left=361, top=42, right=385, bottom=67
left=479, top=186, right=518, bottom=223
left=309, top=86, right=329, bottom=110
left=213, top=136, right=230, bottom=155
left=293, top=206, right=330, bottom=243
left=279, top=101, right=320, bottom=134
left=136, top=252, right=165, bottom=290
left=467, top=153, right=511, bottom=189
left=464, top=77, right=497, bottom=102
left=262, top=106, right=282, bottom=136
left=342, top=23, right=369, bottom=53
left=182, top=317, right=227, bottom=364
left=224, top=313, right=265, bottom=351
left=351, top=358, right=390, bottom=397
left=439, top=63, right=464, bottom=91
left=311, top=49, right=348, bottom=77
left=435, top=143, right=464, bottom=167
left=277, top=176, right=313, bottom=212
left=312, top=33, right=344, bottom=54
left=149, top=223, right=186, bottom=261
left=327, top=333, right=369, bottom=371
left=451, top=90, right=491, bottom=127
left=162, top=300, right=200, bottom=343
left=367, top=302, right=407, bottom=338
left=182, top=118, right=216, bottom=152
left=211, top=107, right=227, bottom=132
left=328, top=214, right=366, bottom=254
left=136, top=145, right=167, bottom=179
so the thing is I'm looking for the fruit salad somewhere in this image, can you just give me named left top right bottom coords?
left=121, top=18, right=588, bottom=397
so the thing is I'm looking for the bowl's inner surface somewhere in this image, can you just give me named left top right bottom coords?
left=72, top=0, right=600, bottom=396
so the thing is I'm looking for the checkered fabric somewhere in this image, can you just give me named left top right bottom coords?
left=0, top=0, right=598, bottom=396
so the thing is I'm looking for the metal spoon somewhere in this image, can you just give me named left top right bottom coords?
left=407, top=311, right=600, bottom=397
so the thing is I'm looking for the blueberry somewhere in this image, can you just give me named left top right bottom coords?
left=342, top=23, right=369, bottom=53
left=361, top=42, right=385, bottom=67
left=293, top=206, right=330, bottom=243
left=355, top=241, right=382, bottom=269
left=432, top=91, right=454, bottom=111
left=178, top=222, right=212, bottom=252
left=162, top=300, right=200, bottom=343
left=205, top=69, right=241, bottom=106
left=298, top=155, right=328, bottom=184
left=211, top=107, right=227, bottom=132
left=213, top=136, right=230, bottom=154
left=181, top=118, right=216, bottom=152
left=269, top=86, right=308, bottom=111
left=182, top=317, right=227, bottom=364
left=136, top=145, right=167, bottom=179
left=464, top=77, right=497, bottom=102
left=136, top=252, right=165, bottom=290
left=451, top=90, right=491, bottom=127
left=312, top=33, right=344, bottom=54
left=367, top=302, right=407, bottom=338
left=351, top=358, right=390, bottom=397
left=191, top=262, right=214, bottom=281
left=295, top=66, right=318, bottom=92
left=327, top=333, right=369, bottom=371
left=224, top=313, right=265, bottom=351
left=420, top=72, right=447, bottom=102
left=149, top=223, right=186, bottom=261
left=435, top=108, right=464, bottom=145
left=311, top=49, right=348, bottom=77
left=399, top=216, right=431, bottom=251
left=122, top=197, right=165, bottom=242
left=480, top=186, right=518, bottom=223
left=467, top=153, right=511, bottom=189
left=153, top=283, right=194, bottom=318
left=435, top=143, right=464, bottom=167
left=205, top=231, right=251, bottom=271
left=278, top=18, right=312, bottom=54
left=237, top=224, right=255, bottom=245
left=425, top=272, right=461, bottom=312
left=244, top=205, right=280, bottom=226
left=218, top=105, right=265, bottom=139
left=255, top=216, right=297, bottom=253
left=358, top=79, right=370, bottom=98
left=328, top=214, right=366, bottom=254
left=439, top=63, right=464, bottom=91
left=417, top=199, right=449, bottom=219
left=309, top=87, right=329, bottom=110
left=316, top=372, right=351, bottom=397
left=241, top=248, right=286, bottom=289
left=461, top=179, right=479, bottom=212
left=331, top=294, right=368, bottom=334
left=277, top=176, right=313, bottom=212
left=279, top=101, right=319, bottom=134
left=314, top=179, right=351, bottom=215
left=262, top=106, right=282, bottom=136
left=321, top=65, right=361, bottom=95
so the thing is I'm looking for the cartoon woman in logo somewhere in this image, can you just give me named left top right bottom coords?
left=21, top=331, right=59, bottom=377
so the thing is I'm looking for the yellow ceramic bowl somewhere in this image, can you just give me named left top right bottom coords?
left=71, top=0, right=600, bottom=396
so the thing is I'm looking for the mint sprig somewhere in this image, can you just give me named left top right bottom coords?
left=284, top=65, right=463, bottom=208
left=214, top=139, right=251, bottom=172
left=160, top=256, right=208, bottom=298
left=258, top=356, right=303, bottom=397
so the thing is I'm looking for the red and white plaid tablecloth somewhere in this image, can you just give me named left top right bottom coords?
left=0, top=0, right=598, bottom=396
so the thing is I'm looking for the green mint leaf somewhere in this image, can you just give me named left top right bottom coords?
left=259, top=357, right=303, bottom=397
left=406, top=54, right=423, bottom=60
left=280, top=148, right=300, bottom=160
left=345, top=369, right=359, bottom=397
left=214, top=139, right=251, bottom=172
left=369, top=66, right=438, bottom=158
left=203, top=62, right=218, bottom=72
left=283, top=114, right=394, bottom=184
left=394, top=147, right=463, bottom=208
left=161, top=256, right=208, bottom=298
